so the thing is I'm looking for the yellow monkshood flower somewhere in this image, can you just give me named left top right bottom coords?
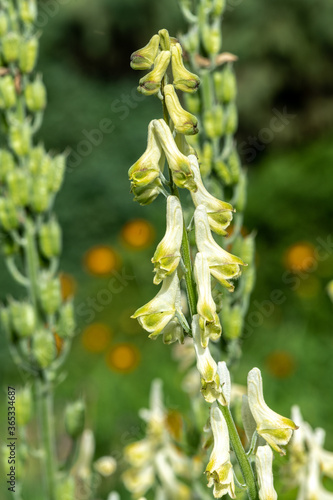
left=171, top=43, right=200, bottom=93
left=138, top=51, right=171, bottom=96
left=152, top=195, right=183, bottom=284
left=206, top=402, right=236, bottom=499
left=247, top=368, right=298, bottom=455
left=130, top=34, right=160, bottom=70
left=131, top=177, right=163, bottom=206
left=192, top=315, right=220, bottom=403
left=164, top=84, right=198, bottom=135
left=122, top=465, right=155, bottom=497
left=255, top=445, right=278, bottom=500
left=189, top=155, right=234, bottom=235
left=131, top=271, right=185, bottom=340
left=194, top=205, right=245, bottom=291
left=194, top=252, right=221, bottom=347
left=124, top=438, right=153, bottom=468
left=153, top=119, right=197, bottom=192
left=155, top=450, right=191, bottom=500
left=128, top=120, right=164, bottom=189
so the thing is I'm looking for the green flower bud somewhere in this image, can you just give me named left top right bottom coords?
left=214, top=159, right=232, bottom=185
left=0, top=150, right=15, bottom=182
left=2, top=32, right=21, bottom=63
left=65, top=400, right=85, bottom=438
left=29, top=176, right=51, bottom=212
left=25, top=79, right=47, bottom=112
left=28, top=145, right=44, bottom=175
left=223, top=304, right=243, bottom=340
left=214, top=67, right=237, bottom=103
left=243, top=265, right=255, bottom=295
left=55, top=475, right=75, bottom=500
left=158, top=29, right=171, bottom=51
left=181, top=26, right=199, bottom=53
left=0, top=75, right=17, bottom=109
left=16, top=386, right=33, bottom=426
left=10, top=301, right=36, bottom=338
left=39, top=218, right=62, bottom=259
left=233, top=233, right=255, bottom=265
left=203, top=105, right=224, bottom=138
left=202, top=21, right=221, bottom=56
left=164, top=84, right=198, bottom=135
left=138, top=50, right=171, bottom=96
left=7, top=170, right=30, bottom=206
left=228, top=148, right=241, bottom=184
left=19, top=0, right=37, bottom=24
left=48, top=154, right=66, bottom=193
left=19, top=37, right=38, bottom=73
left=0, top=197, right=20, bottom=231
left=38, top=276, right=62, bottom=315
left=184, top=92, right=201, bottom=115
left=200, top=141, right=213, bottom=177
left=57, top=301, right=75, bottom=339
left=171, top=43, right=200, bottom=93
left=234, top=170, right=246, bottom=212
left=0, top=13, right=8, bottom=36
left=0, top=307, right=14, bottom=341
left=225, top=102, right=238, bottom=135
left=9, top=122, right=31, bottom=156
left=130, top=34, right=160, bottom=70
left=212, top=0, right=226, bottom=17
left=33, top=328, right=56, bottom=368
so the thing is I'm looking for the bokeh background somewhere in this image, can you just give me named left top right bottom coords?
left=1, top=0, right=333, bottom=498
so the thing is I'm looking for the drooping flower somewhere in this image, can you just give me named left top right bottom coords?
left=152, top=196, right=183, bottom=284
left=130, top=34, right=160, bottom=70
left=164, top=84, right=198, bottom=135
left=255, top=445, right=278, bottom=500
left=247, top=368, right=298, bottom=455
left=122, top=465, right=155, bottom=498
left=194, top=252, right=221, bottom=347
left=138, top=51, right=171, bottom=95
left=189, top=155, right=234, bottom=235
left=206, top=402, right=236, bottom=499
left=194, top=205, right=245, bottom=291
left=171, top=43, right=200, bottom=93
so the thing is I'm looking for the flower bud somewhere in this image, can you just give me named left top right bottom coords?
left=203, top=105, right=224, bottom=138
left=131, top=177, right=163, bottom=205
left=38, top=275, right=62, bottom=315
left=57, top=301, right=75, bottom=339
left=6, top=169, right=30, bottom=206
left=234, top=169, right=247, bottom=212
left=65, top=400, right=85, bottom=438
left=129, top=121, right=163, bottom=190
left=171, top=43, right=200, bottom=93
left=243, top=265, right=255, bottom=295
left=152, top=196, right=183, bottom=284
left=49, top=154, right=66, bottom=192
left=10, top=301, right=36, bottom=338
left=200, top=141, right=213, bottom=177
left=94, top=456, right=117, bottom=477
left=206, top=402, right=236, bottom=498
left=2, top=32, right=21, bottom=63
left=27, top=145, right=44, bottom=175
left=214, top=159, right=232, bottom=185
left=158, top=29, right=171, bottom=51
left=138, top=50, right=171, bottom=96
left=0, top=150, right=15, bottom=182
left=0, top=13, right=8, bottom=36
left=189, top=155, right=233, bottom=235
left=228, top=147, right=241, bottom=184
left=222, top=304, right=243, bottom=340
left=25, top=78, right=47, bottom=112
left=194, top=253, right=221, bottom=347
left=233, top=233, right=256, bottom=265
left=39, top=218, right=62, bottom=259
left=55, top=476, right=75, bottom=500
left=19, top=0, right=37, bottom=24
left=16, top=386, right=33, bottom=426
left=164, top=84, right=198, bottom=135
left=220, top=66, right=237, bottom=103
left=255, top=445, right=278, bottom=500
left=19, top=37, right=38, bottom=73
left=0, top=198, right=20, bottom=231
left=9, top=122, right=31, bottom=156
left=0, top=75, right=17, bottom=109
left=33, top=328, right=56, bottom=368
left=202, top=20, right=222, bottom=56
left=212, top=0, right=226, bottom=17
left=130, top=34, right=160, bottom=70
left=225, top=102, right=238, bottom=135
left=181, top=25, right=199, bottom=53
left=29, top=176, right=51, bottom=212
left=153, top=119, right=197, bottom=191
left=194, top=205, right=245, bottom=290
left=247, top=367, right=298, bottom=455
left=184, top=92, right=201, bottom=115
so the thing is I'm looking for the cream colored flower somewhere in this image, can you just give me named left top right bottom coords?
left=194, top=252, right=221, bottom=347
left=255, top=445, right=277, bottom=500
left=93, top=456, right=117, bottom=477
left=122, top=465, right=155, bottom=497
left=124, top=439, right=153, bottom=468
left=139, top=379, right=166, bottom=439
left=194, top=205, right=245, bottom=291
left=155, top=450, right=191, bottom=499
left=206, top=402, right=236, bottom=499
left=152, top=196, right=183, bottom=284
left=164, top=84, right=198, bottom=135
left=189, top=155, right=234, bottom=235
left=131, top=271, right=186, bottom=340
left=153, top=119, right=197, bottom=192
left=192, top=315, right=220, bottom=403
left=247, top=368, right=298, bottom=455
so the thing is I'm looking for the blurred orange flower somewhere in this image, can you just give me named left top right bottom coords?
left=121, top=219, right=155, bottom=250
left=60, top=273, right=77, bottom=300
left=82, top=323, right=112, bottom=353
left=265, top=350, right=296, bottom=379
left=54, top=333, right=64, bottom=355
left=84, top=245, right=119, bottom=276
left=284, top=242, right=316, bottom=272
left=105, top=343, right=140, bottom=373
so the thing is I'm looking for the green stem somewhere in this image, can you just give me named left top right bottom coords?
left=220, top=405, right=258, bottom=500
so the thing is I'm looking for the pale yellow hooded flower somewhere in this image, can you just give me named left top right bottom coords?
left=255, top=445, right=278, bottom=500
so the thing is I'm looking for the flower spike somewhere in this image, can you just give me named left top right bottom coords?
left=247, top=368, right=298, bottom=455
left=152, top=196, right=183, bottom=284
left=194, top=205, right=245, bottom=290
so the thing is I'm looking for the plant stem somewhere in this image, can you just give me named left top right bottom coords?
left=220, top=404, right=258, bottom=500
